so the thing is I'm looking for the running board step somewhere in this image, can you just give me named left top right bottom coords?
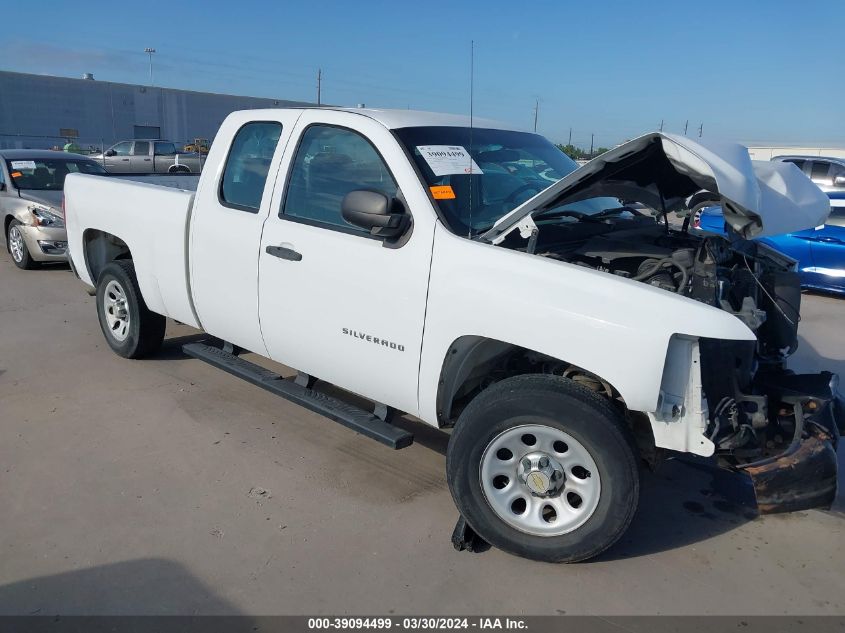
left=182, top=342, right=414, bottom=450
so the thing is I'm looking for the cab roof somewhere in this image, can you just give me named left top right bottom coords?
left=239, top=107, right=520, bottom=132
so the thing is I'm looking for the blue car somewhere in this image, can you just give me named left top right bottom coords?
left=694, top=192, right=845, bottom=295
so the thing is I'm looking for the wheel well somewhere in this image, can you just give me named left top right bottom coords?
left=82, top=229, right=132, bottom=284
left=436, top=336, right=624, bottom=428
left=4, top=214, right=13, bottom=238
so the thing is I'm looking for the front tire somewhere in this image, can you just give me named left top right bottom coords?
left=446, top=374, right=640, bottom=563
left=96, top=260, right=165, bottom=358
left=7, top=220, right=39, bottom=270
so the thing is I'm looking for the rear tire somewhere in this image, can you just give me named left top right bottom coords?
left=96, top=260, right=165, bottom=359
left=7, top=220, right=39, bottom=270
left=446, top=374, right=640, bottom=563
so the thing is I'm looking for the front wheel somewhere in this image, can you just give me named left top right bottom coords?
left=7, top=220, right=39, bottom=269
left=446, top=374, right=640, bottom=563
left=96, top=260, right=166, bottom=358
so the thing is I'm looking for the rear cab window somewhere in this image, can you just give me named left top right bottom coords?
left=219, top=122, right=282, bottom=212
left=133, top=141, right=150, bottom=156
left=155, top=142, right=177, bottom=156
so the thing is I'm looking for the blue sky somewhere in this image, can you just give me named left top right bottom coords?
left=1, top=0, right=842, bottom=147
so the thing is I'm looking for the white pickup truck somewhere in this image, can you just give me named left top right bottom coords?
left=64, top=107, right=842, bottom=563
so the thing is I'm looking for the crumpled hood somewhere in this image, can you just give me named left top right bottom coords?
left=483, top=133, right=830, bottom=241
left=18, top=189, right=64, bottom=209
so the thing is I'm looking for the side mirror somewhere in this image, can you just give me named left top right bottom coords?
left=834, top=176, right=845, bottom=187
left=341, top=189, right=408, bottom=238
left=105, top=149, right=116, bottom=157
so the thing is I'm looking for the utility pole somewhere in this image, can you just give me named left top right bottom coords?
left=568, top=128, right=572, bottom=145
left=659, top=119, right=664, bottom=132
left=684, top=120, right=689, bottom=135
left=533, top=99, right=539, bottom=133
left=144, top=48, right=156, bottom=86
left=589, top=133, right=594, bottom=157
left=698, top=123, right=703, bottom=137
left=316, top=68, right=322, bottom=106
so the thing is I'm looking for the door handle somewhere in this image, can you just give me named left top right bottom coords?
left=266, top=245, right=302, bottom=261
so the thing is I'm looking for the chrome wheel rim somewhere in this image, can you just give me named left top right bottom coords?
left=9, top=226, right=24, bottom=263
left=480, top=424, right=601, bottom=536
left=103, top=279, right=130, bottom=342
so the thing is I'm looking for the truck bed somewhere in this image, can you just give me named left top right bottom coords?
left=64, top=173, right=201, bottom=328
left=114, top=173, right=201, bottom=190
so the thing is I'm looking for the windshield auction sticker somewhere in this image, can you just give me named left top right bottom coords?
left=10, top=160, right=36, bottom=170
left=429, top=185, right=456, bottom=199
left=417, top=145, right=482, bottom=176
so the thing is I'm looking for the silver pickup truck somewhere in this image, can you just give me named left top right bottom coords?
left=92, top=139, right=204, bottom=174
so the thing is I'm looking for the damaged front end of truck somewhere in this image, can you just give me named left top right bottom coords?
left=484, top=132, right=842, bottom=513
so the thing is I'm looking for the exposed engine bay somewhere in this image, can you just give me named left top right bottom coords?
left=532, top=216, right=802, bottom=359
left=494, top=209, right=841, bottom=512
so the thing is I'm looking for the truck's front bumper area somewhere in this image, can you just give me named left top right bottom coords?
left=738, top=372, right=841, bottom=514
left=18, top=224, right=68, bottom=262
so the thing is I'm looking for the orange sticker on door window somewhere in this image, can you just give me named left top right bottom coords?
left=11, top=171, right=22, bottom=178
left=430, top=185, right=456, bottom=200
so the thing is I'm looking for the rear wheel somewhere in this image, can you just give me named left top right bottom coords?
left=96, top=260, right=165, bottom=358
left=446, top=374, right=640, bottom=563
left=7, top=220, right=39, bottom=270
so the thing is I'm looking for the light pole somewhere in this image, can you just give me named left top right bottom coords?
left=144, top=48, right=156, bottom=86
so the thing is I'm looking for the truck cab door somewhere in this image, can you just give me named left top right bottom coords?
left=153, top=141, right=177, bottom=173
left=189, top=112, right=300, bottom=354
left=130, top=141, right=152, bottom=172
left=107, top=141, right=133, bottom=172
left=258, top=111, right=436, bottom=416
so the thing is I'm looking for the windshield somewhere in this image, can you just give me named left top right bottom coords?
left=395, top=126, right=615, bottom=235
left=5, top=157, right=107, bottom=191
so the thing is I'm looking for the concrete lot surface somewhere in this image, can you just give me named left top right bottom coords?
left=0, top=251, right=843, bottom=615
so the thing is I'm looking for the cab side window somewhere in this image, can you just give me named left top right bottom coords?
left=783, top=158, right=805, bottom=172
left=112, top=142, right=132, bottom=156
left=810, top=161, right=832, bottom=181
left=132, top=141, right=150, bottom=156
left=281, top=125, right=397, bottom=233
left=220, top=121, right=282, bottom=212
